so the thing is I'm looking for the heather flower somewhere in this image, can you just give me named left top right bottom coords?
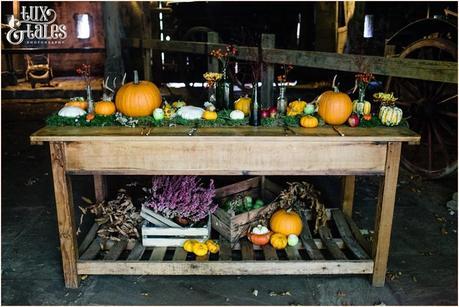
left=142, top=176, right=217, bottom=223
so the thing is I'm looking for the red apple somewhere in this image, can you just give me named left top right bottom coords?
left=348, top=113, right=360, bottom=127
left=261, top=109, right=270, bottom=119
left=268, top=106, right=277, bottom=118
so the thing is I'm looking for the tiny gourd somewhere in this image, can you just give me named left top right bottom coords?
left=94, top=100, right=116, bottom=116
left=303, top=103, right=315, bottom=115
left=205, top=240, right=220, bottom=254
left=202, top=110, right=218, bottom=120
left=65, top=100, right=88, bottom=110
left=58, top=106, right=87, bottom=118
left=172, top=100, right=187, bottom=109
left=177, top=106, right=205, bottom=120
left=234, top=96, right=252, bottom=116
left=183, top=239, right=197, bottom=253
left=287, top=99, right=307, bottom=116
left=379, top=105, right=403, bottom=126
left=192, top=242, right=208, bottom=256
left=270, top=233, right=288, bottom=250
left=229, top=110, right=245, bottom=120
left=248, top=225, right=272, bottom=246
left=300, top=115, right=319, bottom=128
left=153, top=108, right=165, bottom=121
left=352, top=99, right=371, bottom=115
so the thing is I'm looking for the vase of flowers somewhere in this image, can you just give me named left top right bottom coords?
left=76, top=64, right=94, bottom=113
left=210, top=45, right=238, bottom=110
left=203, top=72, right=222, bottom=106
left=276, top=64, right=293, bottom=115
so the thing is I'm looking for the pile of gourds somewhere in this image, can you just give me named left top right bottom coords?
left=247, top=209, right=303, bottom=249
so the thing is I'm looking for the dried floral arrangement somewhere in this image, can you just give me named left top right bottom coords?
left=78, top=189, right=143, bottom=242
left=276, top=64, right=294, bottom=84
left=142, top=176, right=217, bottom=224
left=210, top=44, right=238, bottom=72
left=256, top=181, right=328, bottom=233
left=76, top=64, right=92, bottom=88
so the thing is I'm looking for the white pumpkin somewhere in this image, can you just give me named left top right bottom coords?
left=229, top=110, right=245, bottom=120
left=176, top=106, right=205, bottom=120
left=58, top=106, right=86, bottom=118
left=251, top=225, right=270, bottom=235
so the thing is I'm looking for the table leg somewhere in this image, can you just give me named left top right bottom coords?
left=93, top=175, right=107, bottom=202
left=342, top=176, right=355, bottom=218
left=50, top=142, right=79, bottom=288
left=372, top=142, right=401, bottom=287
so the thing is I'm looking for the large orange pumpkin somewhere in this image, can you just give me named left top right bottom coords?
left=317, top=76, right=352, bottom=125
left=269, top=209, right=303, bottom=236
left=115, top=71, right=162, bottom=117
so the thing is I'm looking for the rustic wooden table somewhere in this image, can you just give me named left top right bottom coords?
left=31, top=126, right=420, bottom=289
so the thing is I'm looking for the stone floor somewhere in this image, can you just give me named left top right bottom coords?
left=1, top=105, right=457, bottom=305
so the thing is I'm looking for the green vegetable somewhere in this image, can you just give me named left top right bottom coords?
left=244, top=196, right=253, bottom=204
left=253, top=199, right=264, bottom=209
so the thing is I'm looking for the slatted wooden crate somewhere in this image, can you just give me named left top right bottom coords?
left=77, top=208, right=374, bottom=276
left=140, top=206, right=211, bottom=247
left=212, top=177, right=282, bottom=245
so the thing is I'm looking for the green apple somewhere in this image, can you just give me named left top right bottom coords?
left=304, top=103, right=315, bottom=115
left=153, top=108, right=165, bottom=121
left=287, top=234, right=299, bottom=246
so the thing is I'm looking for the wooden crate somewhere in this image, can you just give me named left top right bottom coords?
left=140, top=206, right=211, bottom=247
left=77, top=208, right=373, bottom=276
left=212, top=177, right=282, bottom=245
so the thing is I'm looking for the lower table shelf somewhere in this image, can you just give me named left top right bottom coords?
left=77, top=208, right=374, bottom=276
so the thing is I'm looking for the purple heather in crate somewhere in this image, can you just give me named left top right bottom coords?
left=142, top=176, right=217, bottom=223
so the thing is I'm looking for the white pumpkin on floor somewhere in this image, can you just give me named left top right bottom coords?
left=58, top=106, right=86, bottom=118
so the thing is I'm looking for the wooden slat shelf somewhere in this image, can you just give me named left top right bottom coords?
left=76, top=208, right=373, bottom=276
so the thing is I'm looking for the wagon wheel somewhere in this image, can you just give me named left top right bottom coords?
left=385, top=38, right=458, bottom=179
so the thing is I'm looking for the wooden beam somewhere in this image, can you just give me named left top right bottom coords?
left=102, top=2, right=125, bottom=81
left=77, top=260, right=374, bottom=275
left=207, top=32, right=219, bottom=73
left=262, top=48, right=458, bottom=84
left=261, top=34, right=275, bottom=109
left=142, top=2, right=153, bottom=81
left=314, top=1, right=338, bottom=52
left=122, top=38, right=457, bottom=83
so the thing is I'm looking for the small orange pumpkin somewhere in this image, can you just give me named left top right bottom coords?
left=247, top=231, right=272, bottom=246
left=363, top=113, right=372, bottom=121
left=317, top=75, right=353, bottom=125
left=94, top=101, right=116, bottom=116
left=85, top=113, right=95, bottom=122
left=115, top=70, right=162, bottom=117
left=234, top=95, right=252, bottom=116
left=65, top=100, right=88, bottom=110
left=202, top=110, right=218, bottom=120
left=300, top=115, right=319, bottom=128
left=270, top=209, right=303, bottom=236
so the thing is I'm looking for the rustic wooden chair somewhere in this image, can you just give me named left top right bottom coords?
left=25, top=54, right=53, bottom=88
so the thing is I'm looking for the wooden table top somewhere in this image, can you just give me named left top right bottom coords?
left=30, top=126, right=420, bottom=144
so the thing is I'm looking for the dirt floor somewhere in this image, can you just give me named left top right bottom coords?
left=1, top=103, right=458, bottom=305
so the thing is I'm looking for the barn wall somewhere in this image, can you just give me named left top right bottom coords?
left=49, top=1, right=105, bottom=75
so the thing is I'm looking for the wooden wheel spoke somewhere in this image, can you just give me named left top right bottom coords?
left=437, top=118, right=457, bottom=137
left=398, top=79, right=420, bottom=100
left=437, top=94, right=458, bottom=105
left=436, top=111, right=458, bottom=118
left=431, top=121, right=450, bottom=163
